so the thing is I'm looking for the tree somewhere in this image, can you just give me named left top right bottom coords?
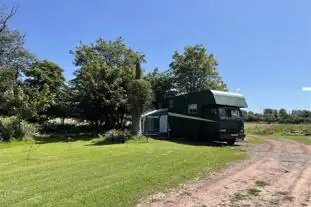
left=25, top=60, right=65, bottom=93
left=71, top=37, right=141, bottom=129
left=0, top=67, right=15, bottom=115
left=145, top=68, right=174, bottom=109
left=279, top=108, right=288, bottom=120
left=128, top=61, right=152, bottom=135
left=272, top=109, right=279, bottom=122
left=0, top=6, right=34, bottom=122
left=47, top=84, right=74, bottom=124
left=169, top=45, right=227, bottom=94
left=263, top=108, right=275, bottom=123
left=0, top=23, right=33, bottom=79
left=24, top=60, right=65, bottom=122
left=73, top=61, right=127, bottom=129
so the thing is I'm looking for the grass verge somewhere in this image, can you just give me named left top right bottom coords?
left=245, top=136, right=264, bottom=144
left=245, top=123, right=311, bottom=145
left=0, top=137, right=246, bottom=207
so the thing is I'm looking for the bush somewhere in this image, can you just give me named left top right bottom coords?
left=40, top=123, right=101, bottom=134
left=104, top=129, right=131, bottom=144
left=127, top=135, right=149, bottom=143
left=91, top=131, right=149, bottom=145
left=0, top=117, right=37, bottom=142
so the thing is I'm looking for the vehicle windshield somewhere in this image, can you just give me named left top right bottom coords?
left=218, top=107, right=241, bottom=120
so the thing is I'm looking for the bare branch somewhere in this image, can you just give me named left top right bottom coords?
left=0, top=6, right=18, bottom=33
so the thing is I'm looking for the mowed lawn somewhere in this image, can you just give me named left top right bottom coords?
left=0, top=138, right=246, bottom=207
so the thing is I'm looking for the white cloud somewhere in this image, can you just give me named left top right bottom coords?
left=235, top=88, right=241, bottom=92
left=301, top=87, right=311, bottom=92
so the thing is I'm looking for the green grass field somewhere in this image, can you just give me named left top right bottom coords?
left=245, top=123, right=311, bottom=145
left=0, top=137, right=246, bottom=207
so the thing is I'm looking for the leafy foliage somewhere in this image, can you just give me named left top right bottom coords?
left=169, top=45, right=227, bottom=93
left=128, top=79, right=152, bottom=135
left=145, top=68, right=175, bottom=109
left=71, top=37, right=141, bottom=129
left=103, top=129, right=131, bottom=143
left=23, top=60, right=66, bottom=122
left=25, top=60, right=65, bottom=93
left=0, top=116, right=37, bottom=141
left=0, top=7, right=34, bottom=122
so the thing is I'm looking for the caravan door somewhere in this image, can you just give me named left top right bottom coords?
left=159, top=115, right=168, bottom=133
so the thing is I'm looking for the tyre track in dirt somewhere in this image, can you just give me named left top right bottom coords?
left=233, top=140, right=311, bottom=207
left=138, top=138, right=311, bottom=207
left=285, top=142, right=311, bottom=207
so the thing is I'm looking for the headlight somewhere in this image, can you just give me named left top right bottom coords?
left=220, top=129, right=226, bottom=132
left=240, top=129, right=244, bottom=133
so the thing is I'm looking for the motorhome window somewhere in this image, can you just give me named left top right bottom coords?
left=188, top=104, right=197, bottom=114
left=219, top=108, right=231, bottom=120
left=231, top=109, right=241, bottom=119
left=218, top=107, right=241, bottom=120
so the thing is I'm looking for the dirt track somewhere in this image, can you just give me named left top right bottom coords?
left=138, top=139, right=311, bottom=207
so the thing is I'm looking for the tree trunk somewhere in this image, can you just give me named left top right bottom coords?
left=61, top=116, right=65, bottom=125
left=131, top=112, right=141, bottom=135
left=95, top=121, right=99, bottom=134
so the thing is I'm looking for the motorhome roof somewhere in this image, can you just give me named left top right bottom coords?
left=165, top=89, right=248, bottom=108
left=211, top=90, right=247, bottom=108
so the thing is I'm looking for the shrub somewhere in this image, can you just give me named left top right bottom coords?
left=40, top=123, right=102, bottom=134
left=91, top=132, right=149, bottom=145
left=104, top=129, right=131, bottom=144
left=0, top=117, right=37, bottom=142
left=127, top=135, right=149, bottom=143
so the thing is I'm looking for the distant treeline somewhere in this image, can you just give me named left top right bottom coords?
left=242, top=109, right=311, bottom=124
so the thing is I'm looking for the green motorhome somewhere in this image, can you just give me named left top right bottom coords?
left=141, top=90, right=247, bottom=145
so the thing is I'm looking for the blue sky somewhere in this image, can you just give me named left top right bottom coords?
left=2, top=0, right=311, bottom=112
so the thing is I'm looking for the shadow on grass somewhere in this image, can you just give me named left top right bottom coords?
left=153, top=137, right=242, bottom=147
left=87, top=138, right=149, bottom=146
left=34, top=133, right=99, bottom=144
left=86, top=138, right=127, bottom=146
left=34, top=134, right=241, bottom=147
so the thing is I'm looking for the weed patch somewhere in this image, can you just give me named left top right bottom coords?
left=247, top=188, right=261, bottom=196
left=255, top=180, right=269, bottom=188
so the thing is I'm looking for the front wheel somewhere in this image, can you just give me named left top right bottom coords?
left=226, top=139, right=236, bottom=146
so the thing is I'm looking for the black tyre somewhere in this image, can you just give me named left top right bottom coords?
left=226, top=139, right=236, bottom=146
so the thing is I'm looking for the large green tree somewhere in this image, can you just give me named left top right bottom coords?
left=24, top=60, right=66, bottom=122
left=71, top=37, right=141, bottom=129
left=169, top=45, right=227, bottom=94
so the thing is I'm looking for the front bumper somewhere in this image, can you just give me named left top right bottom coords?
left=219, top=132, right=245, bottom=140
